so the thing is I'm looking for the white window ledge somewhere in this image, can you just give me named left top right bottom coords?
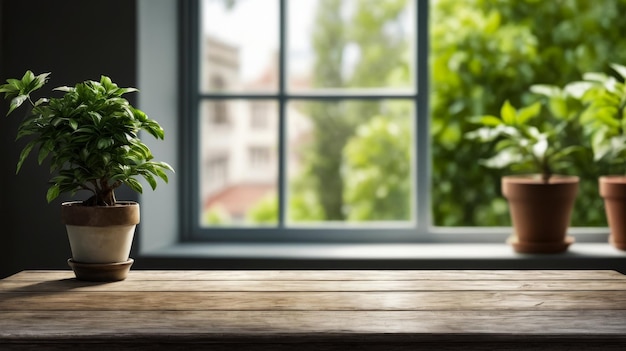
left=137, top=242, right=626, bottom=271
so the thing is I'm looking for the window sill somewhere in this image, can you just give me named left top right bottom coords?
left=137, top=242, right=626, bottom=272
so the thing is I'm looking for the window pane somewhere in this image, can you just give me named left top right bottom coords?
left=286, top=99, right=414, bottom=225
left=287, top=0, right=415, bottom=92
left=199, top=100, right=278, bottom=226
left=201, top=0, right=279, bottom=93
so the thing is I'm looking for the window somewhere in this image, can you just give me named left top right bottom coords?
left=204, top=155, right=228, bottom=193
left=173, top=0, right=622, bottom=243
left=185, top=0, right=422, bottom=237
left=206, top=100, right=230, bottom=126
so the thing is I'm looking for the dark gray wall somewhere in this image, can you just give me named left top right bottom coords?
left=0, top=0, right=138, bottom=278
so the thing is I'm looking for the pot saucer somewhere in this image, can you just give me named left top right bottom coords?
left=67, top=258, right=134, bottom=282
left=507, top=236, right=574, bottom=254
left=609, top=236, right=626, bottom=251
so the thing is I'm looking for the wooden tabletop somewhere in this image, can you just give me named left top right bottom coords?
left=1, top=270, right=626, bottom=350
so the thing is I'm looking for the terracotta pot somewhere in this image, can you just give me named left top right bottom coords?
left=599, top=176, right=626, bottom=250
left=61, top=201, right=140, bottom=281
left=501, top=175, right=579, bottom=254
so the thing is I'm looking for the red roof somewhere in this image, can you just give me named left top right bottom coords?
left=204, top=183, right=275, bottom=217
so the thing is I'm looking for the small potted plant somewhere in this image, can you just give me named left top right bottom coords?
left=0, top=71, right=174, bottom=281
left=466, top=86, right=583, bottom=253
left=577, top=63, right=626, bottom=250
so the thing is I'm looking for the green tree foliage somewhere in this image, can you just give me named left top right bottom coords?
left=246, top=195, right=277, bottom=224
left=431, top=0, right=626, bottom=226
left=343, top=114, right=412, bottom=221
left=203, top=205, right=231, bottom=225
left=289, top=0, right=410, bottom=222
left=297, top=0, right=347, bottom=221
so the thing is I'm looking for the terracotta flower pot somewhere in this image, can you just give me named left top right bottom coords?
left=61, top=201, right=140, bottom=281
left=599, top=176, right=626, bottom=250
left=501, top=175, right=579, bottom=254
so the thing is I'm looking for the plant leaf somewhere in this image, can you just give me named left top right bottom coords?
left=477, top=115, right=502, bottom=126
left=46, top=184, right=61, bottom=203
left=16, top=140, right=37, bottom=173
left=516, top=101, right=541, bottom=125
left=500, top=100, right=516, bottom=125
left=532, top=138, right=548, bottom=159
left=142, top=172, right=158, bottom=190
left=610, top=63, right=626, bottom=80
left=480, top=148, right=523, bottom=169
left=530, top=84, right=560, bottom=97
left=125, top=178, right=143, bottom=193
left=7, top=95, right=28, bottom=115
left=564, top=81, right=593, bottom=98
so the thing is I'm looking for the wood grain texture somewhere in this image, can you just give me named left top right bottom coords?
left=1, top=270, right=625, bottom=350
left=3, top=290, right=626, bottom=311
left=2, top=310, right=626, bottom=335
left=3, top=278, right=626, bottom=292
left=5, top=269, right=625, bottom=281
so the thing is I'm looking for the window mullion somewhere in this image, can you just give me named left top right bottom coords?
left=278, top=0, right=287, bottom=227
left=415, top=0, right=430, bottom=237
left=183, top=0, right=202, bottom=240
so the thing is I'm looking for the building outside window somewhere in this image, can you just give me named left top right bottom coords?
left=249, top=146, right=272, bottom=169
left=250, top=101, right=271, bottom=129
left=184, top=0, right=626, bottom=241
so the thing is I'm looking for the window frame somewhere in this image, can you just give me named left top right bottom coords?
left=180, top=0, right=430, bottom=243
left=168, top=0, right=609, bottom=245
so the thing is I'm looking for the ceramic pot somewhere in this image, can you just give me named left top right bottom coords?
left=599, top=176, right=626, bottom=250
left=501, top=175, right=579, bottom=254
left=61, top=201, right=139, bottom=281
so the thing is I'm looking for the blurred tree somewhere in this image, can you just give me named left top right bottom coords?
left=290, top=0, right=410, bottom=221
left=343, top=114, right=412, bottom=221
left=202, top=205, right=231, bottom=225
left=246, top=195, right=277, bottom=224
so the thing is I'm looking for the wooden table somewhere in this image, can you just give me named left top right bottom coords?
left=1, top=270, right=626, bottom=350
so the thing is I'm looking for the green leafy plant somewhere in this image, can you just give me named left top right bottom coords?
left=577, top=63, right=626, bottom=173
left=0, top=71, right=174, bottom=206
left=466, top=86, right=583, bottom=183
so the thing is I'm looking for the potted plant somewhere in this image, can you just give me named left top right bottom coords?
left=0, top=71, right=173, bottom=280
left=577, top=63, right=626, bottom=250
left=466, top=87, right=583, bottom=253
